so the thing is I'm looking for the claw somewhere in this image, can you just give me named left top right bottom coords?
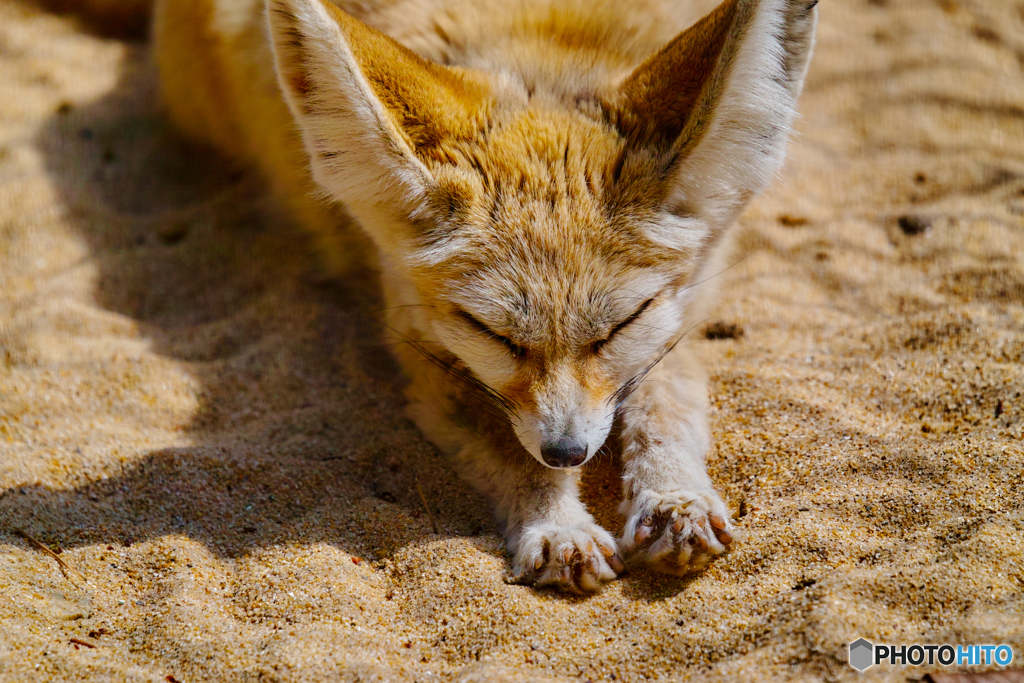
left=634, top=516, right=655, bottom=545
left=626, top=494, right=736, bottom=577
left=708, top=513, right=733, bottom=545
left=514, top=524, right=620, bottom=593
left=709, top=513, right=727, bottom=530
left=671, top=516, right=685, bottom=534
left=578, top=568, right=600, bottom=593
left=599, top=543, right=625, bottom=574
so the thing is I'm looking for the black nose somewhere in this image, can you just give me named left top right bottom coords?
left=541, top=438, right=588, bottom=468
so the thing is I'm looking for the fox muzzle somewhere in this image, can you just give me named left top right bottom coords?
left=540, top=437, right=588, bottom=468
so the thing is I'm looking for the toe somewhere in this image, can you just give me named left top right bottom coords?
left=606, top=551, right=625, bottom=574
left=523, top=532, right=621, bottom=593
left=625, top=497, right=736, bottom=576
left=709, top=512, right=734, bottom=546
left=634, top=516, right=654, bottom=546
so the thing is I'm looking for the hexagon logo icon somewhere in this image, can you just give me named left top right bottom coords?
left=849, top=638, right=874, bottom=671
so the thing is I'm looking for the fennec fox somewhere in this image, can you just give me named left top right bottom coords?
left=151, top=0, right=817, bottom=591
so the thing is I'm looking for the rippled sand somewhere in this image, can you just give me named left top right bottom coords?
left=1, top=0, right=1022, bottom=680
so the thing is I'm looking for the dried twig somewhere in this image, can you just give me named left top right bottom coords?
left=69, top=638, right=95, bottom=649
left=14, top=529, right=87, bottom=586
left=415, top=482, right=439, bottom=535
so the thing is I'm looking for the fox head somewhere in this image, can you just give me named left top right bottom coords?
left=267, top=0, right=817, bottom=468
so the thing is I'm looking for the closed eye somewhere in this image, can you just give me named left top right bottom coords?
left=593, top=297, right=655, bottom=353
left=457, top=310, right=527, bottom=359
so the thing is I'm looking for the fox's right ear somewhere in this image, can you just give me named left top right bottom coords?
left=266, top=0, right=491, bottom=238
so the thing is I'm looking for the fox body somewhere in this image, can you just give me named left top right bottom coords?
left=150, top=0, right=817, bottom=591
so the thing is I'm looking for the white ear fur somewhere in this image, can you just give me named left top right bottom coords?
left=667, top=0, right=818, bottom=229
left=614, top=0, right=818, bottom=249
left=266, top=0, right=432, bottom=219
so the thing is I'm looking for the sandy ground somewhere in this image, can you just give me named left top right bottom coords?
left=1, top=0, right=1022, bottom=681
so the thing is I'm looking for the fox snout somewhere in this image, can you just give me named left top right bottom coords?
left=540, top=437, right=588, bottom=468
left=512, top=370, right=615, bottom=469
left=516, top=410, right=609, bottom=469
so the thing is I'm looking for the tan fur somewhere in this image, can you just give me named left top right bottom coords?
left=150, top=0, right=818, bottom=591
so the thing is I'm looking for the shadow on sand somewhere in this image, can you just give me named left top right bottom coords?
left=0, top=15, right=655, bottom=599
left=1, top=24, right=491, bottom=566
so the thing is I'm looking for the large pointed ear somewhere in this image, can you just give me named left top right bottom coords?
left=610, top=0, right=818, bottom=233
left=266, top=0, right=491, bottom=217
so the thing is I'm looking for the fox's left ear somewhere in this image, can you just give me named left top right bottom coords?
left=610, top=0, right=818, bottom=238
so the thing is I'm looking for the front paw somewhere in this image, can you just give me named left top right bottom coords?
left=507, top=521, right=624, bottom=593
left=620, top=489, right=736, bottom=576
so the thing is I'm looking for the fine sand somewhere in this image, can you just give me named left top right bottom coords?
left=1, top=0, right=1022, bottom=680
